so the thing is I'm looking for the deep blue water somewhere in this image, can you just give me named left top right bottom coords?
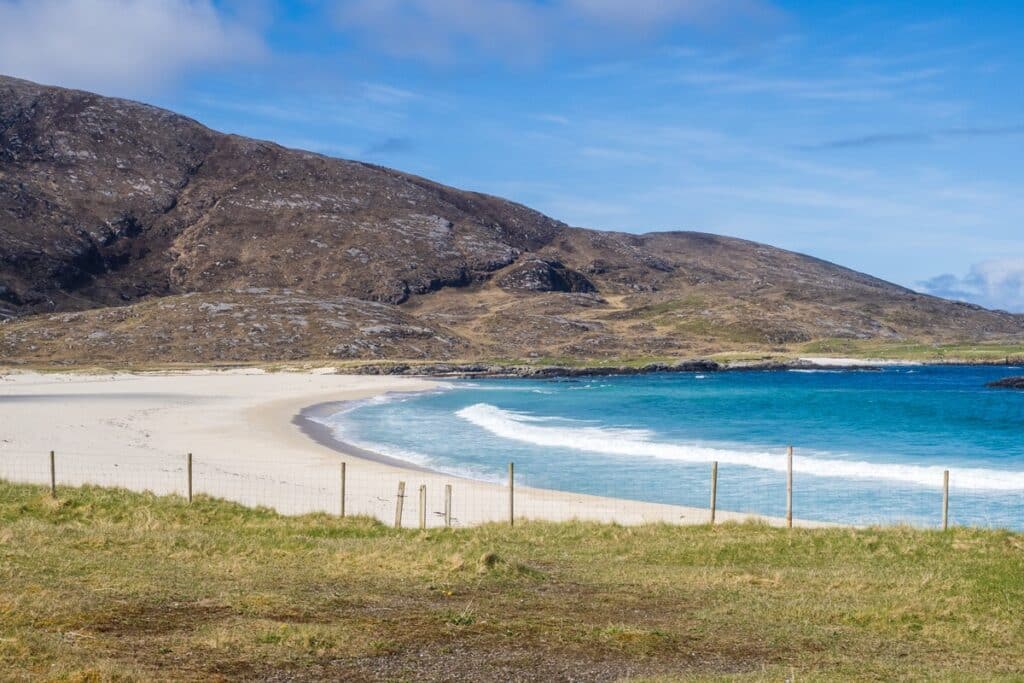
left=321, top=366, right=1024, bottom=529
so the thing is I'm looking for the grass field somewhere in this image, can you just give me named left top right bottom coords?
left=797, top=339, right=1024, bottom=363
left=2, top=481, right=1023, bottom=681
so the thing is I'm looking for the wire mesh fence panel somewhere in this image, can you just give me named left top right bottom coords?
left=946, top=482, right=1024, bottom=531
left=0, top=449, right=189, bottom=498
left=0, top=450, right=53, bottom=489
left=191, top=455, right=337, bottom=516
left=2, top=447, right=1022, bottom=532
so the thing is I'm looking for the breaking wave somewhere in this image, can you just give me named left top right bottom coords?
left=455, top=403, right=1024, bottom=491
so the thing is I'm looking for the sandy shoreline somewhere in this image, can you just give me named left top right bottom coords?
left=0, top=370, right=824, bottom=528
left=294, top=398, right=436, bottom=472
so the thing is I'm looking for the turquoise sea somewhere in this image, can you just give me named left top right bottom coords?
left=320, top=366, right=1024, bottom=529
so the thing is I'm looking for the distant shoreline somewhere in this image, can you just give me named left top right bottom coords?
left=4, top=356, right=1022, bottom=378
left=344, top=356, right=1020, bottom=379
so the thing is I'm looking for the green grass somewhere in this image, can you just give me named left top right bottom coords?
left=628, top=296, right=708, bottom=319
left=799, top=339, right=1024, bottom=362
left=2, top=481, right=1024, bottom=681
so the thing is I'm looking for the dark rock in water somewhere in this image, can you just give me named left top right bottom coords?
left=987, top=376, right=1024, bottom=389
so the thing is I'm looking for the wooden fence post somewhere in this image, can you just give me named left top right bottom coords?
left=49, top=450, right=56, bottom=498
left=444, top=484, right=452, bottom=528
left=786, top=446, right=793, bottom=529
left=942, top=470, right=950, bottom=531
left=395, top=481, right=406, bottom=529
left=187, top=453, right=193, bottom=504
left=508, top=462, right=515, bottom=527
left=418, top=485, right=427, bottom=530
left=339, top=462, right=346, bottom=518
left=710, top=461, right=718, bottom=525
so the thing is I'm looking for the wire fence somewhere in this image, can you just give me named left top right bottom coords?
left=3, top=446, right=1020, bottom=532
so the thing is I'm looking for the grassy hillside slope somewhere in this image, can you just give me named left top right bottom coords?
left=2, top=481, right=1023, bottom=681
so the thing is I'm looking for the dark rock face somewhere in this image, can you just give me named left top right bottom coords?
left=496, top=258, right=596, bottom=293
left=1, top=75, right=1024, bottom=363
left=987, top=376, right=1024, bottom=389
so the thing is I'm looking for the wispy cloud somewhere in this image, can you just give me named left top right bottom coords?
left=361, top=82, right=420, bottom=105
left=673, top=66, right=944, bottom=102
left=579, top=146, right=656, bottom=164
left=331, top=0, right=780, bottom=65
left=566, top=0, right=781, bottom=32
left=918, top=259, right=1024, bottom=312
left=532, top=113, right=572, bottom=126
left=363, top=137, right=416, bottom=157
left=803, top=125, right=1024, bottom=150
left=542, top=195, right=634, bottom=225
left=0, top=0, right=265, bottom=95
left=273, top=138, right=361, bottom=159
left=189, top=82, right=418, bottom=134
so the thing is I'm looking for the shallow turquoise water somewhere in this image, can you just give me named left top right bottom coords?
left=321, top=366, right=1024, bottom=529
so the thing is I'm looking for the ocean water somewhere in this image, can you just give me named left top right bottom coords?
left=321, top=366, right=1024, bottom=529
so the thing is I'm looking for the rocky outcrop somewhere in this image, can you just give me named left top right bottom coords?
left=350, top=360, right=721, bottom=378
left=496, top=258, right=596, bottom=293
left=987, top=376, right=1024, bottom=389
left=345, top=358, right=893, bottom=377
left=0, top=290, right=468, bottom=363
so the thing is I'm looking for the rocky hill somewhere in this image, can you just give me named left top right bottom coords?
left=2, top=75, right=1022, bottom=364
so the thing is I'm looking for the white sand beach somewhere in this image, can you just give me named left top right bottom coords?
left=0, top=370, right=820, bottom=528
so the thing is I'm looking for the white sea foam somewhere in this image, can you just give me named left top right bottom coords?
left=455, top=403, right=1024, bottom=491
left=788, top=369, right=841, bottom=374
left=315, top=405, right=501, bottom=482
left=338, top=432, right=503, bottom=483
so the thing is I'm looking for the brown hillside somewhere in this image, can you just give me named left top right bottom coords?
left=1, top=75, right=1022, bottom=363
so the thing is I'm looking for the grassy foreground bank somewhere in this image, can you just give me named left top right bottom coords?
left=2, top=482, right=1023, bottom=681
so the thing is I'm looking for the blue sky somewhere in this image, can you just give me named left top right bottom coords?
left=1, top=0, right=1023, bottom=311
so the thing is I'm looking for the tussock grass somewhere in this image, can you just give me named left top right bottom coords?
left=2, top=481, right=1023, bottom=681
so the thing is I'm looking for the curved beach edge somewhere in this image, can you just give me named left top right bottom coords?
left=290, top=382, right=838, bottom=530
left=0, top=369, right=834, bottom=529
left=293, top=397, right=438, bottom=473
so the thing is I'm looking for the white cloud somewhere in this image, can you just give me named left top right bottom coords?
left=918, top=259, right=1024, bottom=313
left=332, top=0, right=778, bottom=65
left=0, top=0, right=264, bottom=95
